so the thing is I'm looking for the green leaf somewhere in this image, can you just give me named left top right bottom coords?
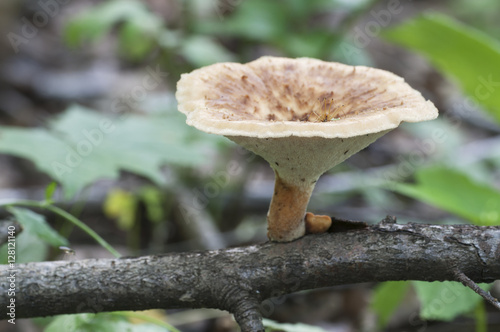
left=371, top=281, right=410, bottom=328
left=117, top=4, right=163, bottom=60
left=195, top=0, right=287, bottom=42
left=0, top=231, right=48, bottom=264
left=45, top=182, right=58, bottom=203
left=0, top=104, right=221, bottom=199
left=44, top=313, right=94, bottom=332
left=0, top=127, right=71, bottom=185
left=263, top=318, right=329, bottom=332
left=139, top=186, right=164, bottom=223
left=413, top=281, right=491, bottom=321
left=450, top=0, right=500, bottom=39
left=180, top=36, right=235, bottom=67
left=64, top=0, right=162, bottom=51
left=118, top=21, right=156, bottom=60
left=103, top=189, right=137, bottom=231
left=382, top=13, right=500, bottom=123
left=330, top=38, right=373, bottom=66
left=6, top=207, right=68, bottom=247
left=474, top=300, right=487, bottom=332
left=282, top=31, right=339, bottom=58
left=45, top=313, right=171, bottom=332
left=391, top=167, right=500, bottom=226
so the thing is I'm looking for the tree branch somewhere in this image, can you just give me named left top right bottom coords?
left=1, top=218, right=500, bottom=331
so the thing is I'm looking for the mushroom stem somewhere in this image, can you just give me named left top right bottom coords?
left=267, top=172, right=315, bottom=242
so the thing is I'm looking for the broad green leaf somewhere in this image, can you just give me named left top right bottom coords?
left=0, top=104, right=221, bottom=199
left=7, top=207, right=68, bottom=247
left=391, top=167, right=500, bottom=226
left=413, top=281, right=490, bottom=321
left=371, top=281, right=410, bottom=328
left=0, top=231, right=48, bottom=264
left=0, top=127, right=69, bottom=182
left=263, top=318, right=328, bottom=332
left=382, top=13, right=500, bottom=124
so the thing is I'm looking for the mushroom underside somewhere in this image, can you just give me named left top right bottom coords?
left=228, top=131, right=389, bottom=242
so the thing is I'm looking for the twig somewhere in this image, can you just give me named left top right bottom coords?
left=455, top=270, right=500, bottom=310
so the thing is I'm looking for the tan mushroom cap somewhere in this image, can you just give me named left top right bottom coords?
left=176, top=56, right=438, bottom=242
left=177, top=56, right=437, bottom=138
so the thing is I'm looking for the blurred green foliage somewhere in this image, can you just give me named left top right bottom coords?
left=0, top=0, right=500, bottom=331
left=451, top=0, right=500, bottom=38
left=103, top=186, right=166, bottom=250
left=371, top=281, right=411, bottom=329
left=64, top=0, right=376, bottom=72
left=413, top=281, right=491, bottom=322
left=0, top=207, right=66, bottom=265
left=377, top=12, right=500, bottom=330
left=6, top=207, right=68, bottom=247
left=0, top=104, right=222, bottom=199
left=45, top=312, right=178, bottom=332
left=65, top=0, right=163, bottom=60
left=45, top=181, right=58, bottom=203
left=392, top=166, right=500, bottom=226
left=382, top=13, right=500, bottom=124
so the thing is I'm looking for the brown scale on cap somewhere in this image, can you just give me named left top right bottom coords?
left=197, top=60, right=415, bottom=124
left=176, top=56, right=438, bottom=242
left=224, top=62, right=396, bottom=121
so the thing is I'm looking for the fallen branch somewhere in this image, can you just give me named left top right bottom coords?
left=1, top=217, right=499, bottom=331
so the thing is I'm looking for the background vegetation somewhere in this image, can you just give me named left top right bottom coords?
left=1, top=0, right=500, bottom=331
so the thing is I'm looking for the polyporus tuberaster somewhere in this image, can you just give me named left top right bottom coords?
left=176, top=56, right=438, bottom=242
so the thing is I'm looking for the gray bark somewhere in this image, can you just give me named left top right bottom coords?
left=1, top=217, right=500, bottom=331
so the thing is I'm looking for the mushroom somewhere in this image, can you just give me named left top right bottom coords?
left=176, top=56, right=438, bottom=242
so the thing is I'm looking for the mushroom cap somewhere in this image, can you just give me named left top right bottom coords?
left=176, top=56, right=438, bottom=139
